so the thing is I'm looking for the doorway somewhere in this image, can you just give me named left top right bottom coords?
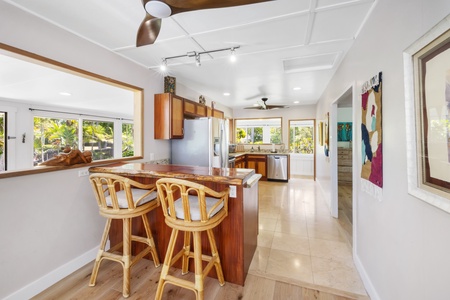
left=330, top=85, right=355, bottom=247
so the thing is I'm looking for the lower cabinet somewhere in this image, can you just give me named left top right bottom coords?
left=235, top=155, right=246, bottom=168
left=246, top=154, right=267, bottom=180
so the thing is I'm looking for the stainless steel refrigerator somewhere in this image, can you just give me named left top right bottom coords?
left=171, top=118, right=229, bottom=168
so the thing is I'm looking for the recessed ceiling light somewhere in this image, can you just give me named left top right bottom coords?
left=223, top=92, right=230, bottom=96
left=293, top=87, right=302, bottom=91
left=59, top=92, right=71, bottom=96
left=293, top=101, right=299, bottom=104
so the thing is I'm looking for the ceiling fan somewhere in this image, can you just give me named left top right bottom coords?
left=137, top=0, right=271, bottom=47
left=244, top=98, right=288, bottom=110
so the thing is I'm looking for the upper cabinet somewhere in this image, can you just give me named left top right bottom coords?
left=184, top=99, right=207, bottom=118
left=154, top=93, right=225, bottom=139
left=154, top=93, right=184, bottom=139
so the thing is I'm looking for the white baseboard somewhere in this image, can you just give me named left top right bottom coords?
left=3, top=246, right=99, bottom=300
left=353, top=253, right=381, bottom=300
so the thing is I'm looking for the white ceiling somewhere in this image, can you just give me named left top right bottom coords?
left=3, top=0, right=376, bottom=111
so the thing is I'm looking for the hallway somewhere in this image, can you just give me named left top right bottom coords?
left=249, top=177, right=367, bottom=297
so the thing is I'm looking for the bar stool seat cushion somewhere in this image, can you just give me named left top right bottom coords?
left=174, top=195, right=224, bottom=221
left=106, top=189, right=157, bottom=208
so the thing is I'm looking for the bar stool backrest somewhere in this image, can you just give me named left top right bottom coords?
left=156, top=178, right=229, bottom=224
left=90, top=173, right=157, bottom=212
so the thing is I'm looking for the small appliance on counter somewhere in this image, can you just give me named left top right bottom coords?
left=229, top=144, right=236, bottom=153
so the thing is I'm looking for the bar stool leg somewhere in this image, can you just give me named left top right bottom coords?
left=193, top=231, right=204, bottom=300
left=155, top=228, right=179, bottom=300
left=122, top=218, right=131, bottom=298
left=182, top=231, right=191, bottom=275
left=89, top=218, right=111, bottom=287
left=206, top=229, right=225, bottom=286
left=141, top=214, right=160, bottom=267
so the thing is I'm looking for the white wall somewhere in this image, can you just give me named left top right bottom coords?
left=315, top=0, right=450, bottom=299
left=0, top=2, right=169, bottom=299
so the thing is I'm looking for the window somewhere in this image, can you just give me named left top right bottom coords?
left=0, top=112, right=5, bottom=171
left=83, top=120, right=114, bottom=161
left=122, top=122, right=134, bottom=157
left=289, top=120, right=314, bottom=154
left=0, top=43, right=143, bottom=178
left=33, top=115, right=133, bottom=166
left=33, top=117, right=79, bottom=165
left=235, top=118, right=282, bottom=144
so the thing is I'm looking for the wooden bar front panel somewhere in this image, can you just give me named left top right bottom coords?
left=108, top=177, right=258, bottom=286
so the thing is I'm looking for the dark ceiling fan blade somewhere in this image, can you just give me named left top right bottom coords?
left=137, top=0, right=271, bottom=46
left=136, top=14, right=162, bottom=47
left=165, top=0, right=273, bottom=14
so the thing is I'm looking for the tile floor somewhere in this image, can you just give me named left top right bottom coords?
left=248, top=177, right=367, bottom=296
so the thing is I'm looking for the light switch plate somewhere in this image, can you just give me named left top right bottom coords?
left=229, top=185, right=237, bottom=198
left=78, top=170, right=89, bottom=177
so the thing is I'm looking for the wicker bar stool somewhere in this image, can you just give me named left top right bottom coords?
left=88, top=173, right=160, bottom=298
left=155, top=178, right=229, bottom=300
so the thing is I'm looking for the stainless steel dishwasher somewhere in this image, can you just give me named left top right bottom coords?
left=267, top=154, right=288, bottom=182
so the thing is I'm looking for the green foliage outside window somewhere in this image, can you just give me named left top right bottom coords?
left=33, top=116, right=134, bottom=165
left=235, top=118, right=282, bottom=144
left=289, top=123, right=314, bottom=154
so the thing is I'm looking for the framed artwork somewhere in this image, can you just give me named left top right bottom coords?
left=337, top=122, right=352, bottom=142
left=318, top=121, right=324, bottom=146
left=361, top=72, right=383, bottom=188
left=324, top=113, right=329, bottom=157
left=404, top=14, right=450, bottom=213
left=164, top=76, right=176, bottom=94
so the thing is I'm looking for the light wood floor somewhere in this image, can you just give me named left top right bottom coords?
left=338, top=183, right=353, bottom=246
left=32, top=257, right=364, bottom=300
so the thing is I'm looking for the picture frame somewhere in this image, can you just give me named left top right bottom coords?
left=318, top=121, right=324, bottom=146
left=403, top=14, right=450, bottom=213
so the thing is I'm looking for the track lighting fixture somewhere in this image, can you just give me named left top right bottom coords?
left=230, top=48, right=236, bottom=62
left=159, top=46, right=240, bottom=71
left=160, top=59, right=167, bottom=71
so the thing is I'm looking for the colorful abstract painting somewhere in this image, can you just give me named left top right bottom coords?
left=337, top=122, right=352, bottom=141
left=361, top=72, right=383, bottom=188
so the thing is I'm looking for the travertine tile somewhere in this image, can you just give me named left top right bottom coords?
left=249, top=246, right=271, bottom=272
left=256, top=179, right=367, bottom=297
left=271, top=232, right=310, bottom=256
left=275, top=219, right=309, bottom=237
left=266, top=249, right=314, bottom=284
left=258, top=229, right=275, bottom=248
left=308, top=238, right=353, bottom=261
left=259, top=217, right=278, bottom=231
left=312, top=256, right=366, bottom=295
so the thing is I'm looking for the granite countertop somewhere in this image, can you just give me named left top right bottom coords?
left=229, top=152, right=290, bottom=157
left=89, top=162, right=255, bottom=185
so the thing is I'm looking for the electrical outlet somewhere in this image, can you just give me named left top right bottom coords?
left=149, top=153, right=155, bottom=160
left=78, top=169, right=89, bottom=177
left=229, top=185, right=237, bottom=198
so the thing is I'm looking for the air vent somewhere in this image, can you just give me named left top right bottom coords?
left=282, top=52, right=339, bottom=73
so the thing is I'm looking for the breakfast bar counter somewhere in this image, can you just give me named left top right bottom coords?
left=89, top=162, right=261, bottom=286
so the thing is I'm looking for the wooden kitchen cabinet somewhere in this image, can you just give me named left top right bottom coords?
left=246, top=154, right=267, bottom=180
left=154, top=93, right=184, bottom=139
left=206, top=107, right=225, bottom=119
left=184, top=99, right=207, bottom=117
left=235, top=155, right=246, bottom=168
